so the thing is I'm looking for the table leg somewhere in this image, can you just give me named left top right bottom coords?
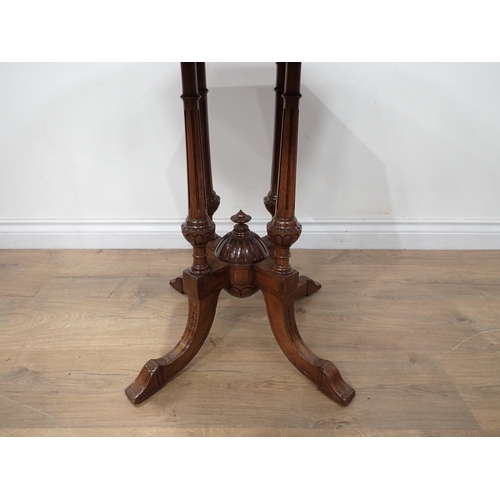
left=196, top=62, right=220, bottom=226
left=262, top=63, right=321, bottom=298
left=264, top=62, right=286, bottom=216
left=256, top=265, right=355, bottom=406
left=126, top=63, right=230, bottom=404
left=261, top=62, right=355, bottom=405
left=267, top=62, right=302, bottom=277
left=127, top=62, right=353, bottom=406
left=125, top=264, right=228, bottom=404
left=179, top=62, right=215, bottom=276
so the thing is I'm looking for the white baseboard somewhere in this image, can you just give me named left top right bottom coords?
left=1, top=218, right=499, bottom=250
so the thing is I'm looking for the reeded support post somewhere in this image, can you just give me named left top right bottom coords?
left=196, top=62, right=220, bottom=224
left=264, top=62, right=286, bottom=216
left=267, top=62, right=303, bottom=276
left=180, top=62, right=215, bottom=276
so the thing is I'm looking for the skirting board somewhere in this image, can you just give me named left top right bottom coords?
left=1, top=219, right=499, bottom=250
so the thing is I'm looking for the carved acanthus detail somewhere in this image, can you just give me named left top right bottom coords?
left=266, top=216, right=302, bottom=248
left=263, top=193, right=277, bottom=216
left=206, top=192, right=221, bottom=220
left=181, top=216, right=215, bottom=246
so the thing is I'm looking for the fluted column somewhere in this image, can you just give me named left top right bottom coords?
left=267, top=63, right=303, bottom=276
left=264, top=62, right=286, bottom=216
left=180, top=62, right=215, bottom=276
left=196, top=62, right=220, bottom=224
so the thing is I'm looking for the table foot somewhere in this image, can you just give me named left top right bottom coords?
left=317, top=361, right=356, bottom=406
left=296, top=275, right=321, bottom=299
left=126, top=264, right=228, bottom=404
left=256, top=262, right=355, bottom=406
left=263, top=291, right=354, bottom=406
left=169, top=276, right=184, bottom=294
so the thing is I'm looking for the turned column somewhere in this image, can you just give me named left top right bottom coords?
left=196, top=62, right=220, bottom=223
left=264, top=62, right=286, bottom=216
left=267, top=62, right=303, bottom=276
left=180, top=62, right=215, bottom=276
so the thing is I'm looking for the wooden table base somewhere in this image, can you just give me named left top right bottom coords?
left=125, top=63, right=355, bottom=407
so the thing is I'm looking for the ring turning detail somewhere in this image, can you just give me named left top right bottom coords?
left=125, top=63, right=355, bottom=407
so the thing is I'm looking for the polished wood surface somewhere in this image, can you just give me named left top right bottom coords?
left=127, top=62, right=354, bottom=405
left=1, top=249, right=499, bottom=436
left=179, top=62, right=215, bottom=276
left=196, top=62, right=220, bottom=222
left=264, top=62, right=286, bottom=216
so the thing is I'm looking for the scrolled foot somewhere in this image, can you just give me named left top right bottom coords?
left=125, top=359, right=164, bottom=405
left=256, top=264, right=355, bottom=406
left=126, top=267, right=227, bottom=405
left=295, top=275, right=321, bottom=299
left=169, top=276, right=184, bottom=294
left=318, top=361, right=356, bottom=406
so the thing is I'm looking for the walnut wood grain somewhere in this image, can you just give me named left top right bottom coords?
left=255, top=258, right=355, bottom=406
left=264, top=62, right=286, bottom=216
left=267, top=63, right=303, bottom=276
left=196, top=62, right=220, bottom=224
left=126, top=261, right=229, bottom=404
left=180, top=62, right=215, bottom=276
left=128, top=63, right=354, bottom=406
left=214, top=211, right=269, bottom=298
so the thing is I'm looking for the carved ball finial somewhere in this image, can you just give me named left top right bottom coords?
left=230, top=210, right=252, bottom=225
left=213, top=211, right=269, bottom=298
left=214, top=211, right=268, bottom=265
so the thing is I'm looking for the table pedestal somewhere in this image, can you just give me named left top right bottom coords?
left=125, top=63, right=355, bottom=406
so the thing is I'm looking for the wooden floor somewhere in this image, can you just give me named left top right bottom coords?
left=1, top=248, right=499, bottom=436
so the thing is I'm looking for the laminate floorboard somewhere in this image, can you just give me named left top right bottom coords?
left=1, top=249, right=499, bottom=436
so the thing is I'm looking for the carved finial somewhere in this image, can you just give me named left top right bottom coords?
left=213, top=210, right=269, bottom=298
left=230, top=210, right=252, bottom=225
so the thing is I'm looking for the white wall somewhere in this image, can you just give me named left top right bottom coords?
left=1, top=62, right=500, bottom=249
